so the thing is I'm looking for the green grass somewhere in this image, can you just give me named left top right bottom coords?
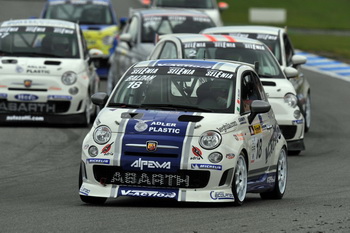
left=221, top=0, right=350, bottom=61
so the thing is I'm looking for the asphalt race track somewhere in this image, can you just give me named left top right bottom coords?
left=1, top=1, right=350, bottom=232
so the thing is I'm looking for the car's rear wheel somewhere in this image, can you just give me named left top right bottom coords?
left=304, top=94, right=311, bottom=133
left=79, top=164, right=107, bottom=205
left=231, top=153, right=247, bottom=206
left=260, top=147, right=287, bottom=199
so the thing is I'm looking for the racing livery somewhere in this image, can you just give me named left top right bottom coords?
left=41, top=0, right=119, bottom=77
left=202, top=26, right=311, bottom=136
left=149, top=34, right=305, bottom=154
left=0, top=19, right=99, bottom=125
left=79, top=59, right=288, bottom=205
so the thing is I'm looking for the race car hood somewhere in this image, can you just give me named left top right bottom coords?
left=0, top=57, right=86, bottom=77
left=260, top=78, right=296, bottom=98
left=97, top=108, right=239, bottom=137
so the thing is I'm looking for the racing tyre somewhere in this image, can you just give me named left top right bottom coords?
left=231, top=154, right=248, bottom=206
left=260, top=147, right=287, bottom=199
left=79, top=164, right=107, bottom=205
left=304, top=94, right=311, bottom=133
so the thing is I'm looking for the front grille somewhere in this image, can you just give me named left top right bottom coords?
left=8, top=88, right=47, bottom=92
left=0, top=100, right=71, bottom=114
left=279, top=125, right=297, bottom=139
left=124, top=151, right=178, bottom=158
left=93, top=165, right=210, bottom=188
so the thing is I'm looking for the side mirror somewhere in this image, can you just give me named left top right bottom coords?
left=284, top=67, right=298, bottom=79
left=218, top=2, right=229, bottom=11
left=292, top=55, right=307, bottom=66
left=92, top=92, right=109, bottom=108
left=120, top=33, right=132, bottom=42
left=248, top=100, right=271, bottom=124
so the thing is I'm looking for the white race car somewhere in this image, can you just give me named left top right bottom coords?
left=202, top=26, right=311, bottom=133
left=79, top=59, right=288, bottom=206
left=149, top=34, right=305, bottom=155
left=0, top=19, right=100, bottom=125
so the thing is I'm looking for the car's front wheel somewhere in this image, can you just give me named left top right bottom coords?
left=231, top=153, right=248, bottom=206
left=260, top=147, right=287, bottom=199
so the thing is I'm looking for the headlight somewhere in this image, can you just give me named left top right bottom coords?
left=93, top=125, right=112, bottom=144
left=199, top=131, right=222, bottom=150
left=62, top=71, right=77, bottom=85
left=88, top=145, right=99, bottom=157
left=208, top=152, right=223, bottom=163
left=284, top=93, right=298, bottom=108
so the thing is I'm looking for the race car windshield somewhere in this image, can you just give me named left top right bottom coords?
left=226, top=32, right=282, bottom=65
left=45, top=3, right=114, bottom=25
left=154, top=0, right=215, bottom=9
left=109, top=66, right=236, bottom=113
left=183, top=41, right=284, bottom=78
left=0, top=26, right=80, bottom=58
left=142, top=15, right=215, bottom=43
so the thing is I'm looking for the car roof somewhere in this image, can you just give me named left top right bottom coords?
left=134, top=59, right=253, bottom=74
left=46, top=0, right=111, bottom=4
left=0, top=18, right=77, bottom=29
left=131, top=8, right=213, bottom=18
left=203, top=26, right=284, bottom=36
left=160, top=33, right=266, bottom=45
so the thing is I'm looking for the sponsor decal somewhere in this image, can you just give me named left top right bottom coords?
left=101, top=142, right=114, bottom=155
left=184, top=42, right=206, bottom=48
left=292, top=119, right=304, bottom=125
left=16, top=66, right=24, bottom=73
left=125, top=75, right=156, bottom=82
left=244, top=43, right=265, bottom=50
left=15, top=94, right=38, bottom=101
left=83, top=144, right=89, bottom=150
left=79, top=186, right=90, bottom=196
left=119, top=189, right=177, bottom=199
left=214, top=42, right=236, bottom=48
left=134, top=119, right=151, bottom=132
left=111, top=172, right=190, bottom=187
left=238, top=116, right=247, bottom=125
left=226, top=153, right=235, bottom=159
left=190, top=146, right=203, bottom=160
left=0, top=102, right=55, bottom=113
left=47, top=95, right=72, bottom=100
left=87, top=158, right=110, bottom=164
left=205, top=70, right=233, bottom=79
left=256, top=34, right=278, bottom=41
left=191, top=164, right=222, bottom=170
left=131, top=158, right=171, bottom=170
left=217, top=121, right=237, bottom=133
left=167, top=67, right=195, bottom=75
left=0, top=93, right=7, bottom=98
left=24, top=80, right=32, bottom=88
left=265, top=124, right=279, bottom=164
left=250, top=124, right=262, bottom=135
left=5, top=115, right=44, bottom=121
left=131, top=67, right=159, bottom=75
left=210, top=191, right=234, bottom=200
left=146, top=141, right=158, bottom=152
left=233, top=133, right=244, bottom=141
left=267, top=176, right=275, bottom=184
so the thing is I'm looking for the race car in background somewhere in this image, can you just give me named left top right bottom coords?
left=201, top=26, right=312, bottom=133
left=41, top=0, right=119, bottom=78
left=148, top=34, right=305, bottom=155
left=0, top=19, right=100, bottom=125
left=106, top=8, right=217, bottom=94
left=141, top=0, right=229, bottom=26
left=79, top=59, right=288, bottom=205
